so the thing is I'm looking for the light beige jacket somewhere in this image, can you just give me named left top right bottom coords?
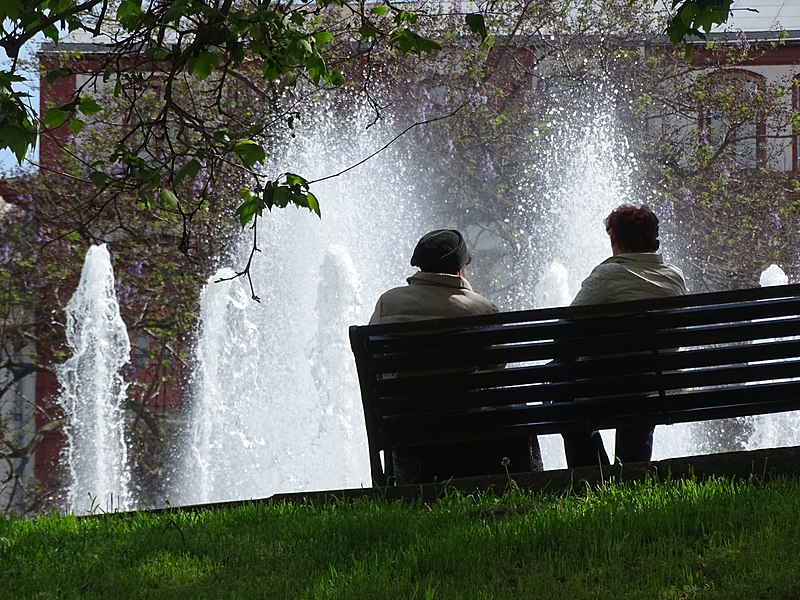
left=369, top=272, right=498, bottom=325
left=571, top=253, right=686, bottom=306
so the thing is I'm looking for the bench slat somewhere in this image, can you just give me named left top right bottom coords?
left=381, top=382, right=800, bottom=445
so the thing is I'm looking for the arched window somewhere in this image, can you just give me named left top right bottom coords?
left=697, top=69, right=766, bottom=168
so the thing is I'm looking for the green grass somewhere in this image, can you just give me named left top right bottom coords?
left=3, top=475, right=800, bottom=599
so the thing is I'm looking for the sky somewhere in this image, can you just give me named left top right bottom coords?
left=0, top=31, right=43, bottom=177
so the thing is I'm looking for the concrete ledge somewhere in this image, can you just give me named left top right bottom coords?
left=266, top=445, right=800, bottom=505
left=155, top=444, right=792, bottom=511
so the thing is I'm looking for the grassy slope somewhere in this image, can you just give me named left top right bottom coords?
left=2, top=475, right=800, bottom=600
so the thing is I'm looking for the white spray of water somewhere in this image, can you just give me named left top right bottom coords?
left=56, top=244, right=134, bottom=513
left=178, top=101, right=431, bottom=504
left=760, top=264, right=789, bottom=287
left=534, top=261, right=571, bottom=309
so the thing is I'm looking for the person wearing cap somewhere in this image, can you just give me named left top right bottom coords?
left=369, top=229, right=542, bottom=484
left=562, top=204, right=687, bottom=468
left=368, top=229, right=497, bottom=325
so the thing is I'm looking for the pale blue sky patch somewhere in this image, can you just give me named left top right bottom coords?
left=1, top=24, right=43, bottom=176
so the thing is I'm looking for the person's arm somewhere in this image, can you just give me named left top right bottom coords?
left=368, top=298, right=384, bottom=325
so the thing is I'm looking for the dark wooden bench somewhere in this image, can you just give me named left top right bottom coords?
left=349, top=283, right=800, bottom=486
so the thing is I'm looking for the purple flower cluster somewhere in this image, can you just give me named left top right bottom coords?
left=127, top=261, right=144, bottom=278
left=736, top=30, right=750, bottom=52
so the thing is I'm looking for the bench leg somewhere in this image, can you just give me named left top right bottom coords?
left=562, top=431, right=610, bottom=468
left=614, top=426, right=655, bottom=465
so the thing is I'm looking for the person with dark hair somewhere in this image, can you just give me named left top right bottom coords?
left=369, top=229, right=542, bottom=483
left=572, top=204, right=685, bottom=306
left=563, top=204, right=687, bottom=467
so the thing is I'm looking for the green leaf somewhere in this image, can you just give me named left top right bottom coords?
left=42, top=23, right=59, bottom=43
left=394, top=9, right=417, bottom=25
left=390, top=29, right=442, bottom=54
left=229, top=41, right=245, bottom=64
left=89, top=170, right=110, bottom=186
left=666, top=0, right=733, bottom=45
left=371, top=5, right=388, bottom=16
left=77, top=94, right=102, bottom=115
left=290, top=10, right=306, bottom=25
left=679, top=3, right=699, bottom=27
left=44, top=67, right=72, bottom=85
left=174, top=158, right=202, bottom=186
left=358, top=23, right=379, bottom=40
left=272, top=186, right=292, bottom=209
left=67, top=118, right=85, bottom=135
left=306, top=191, right=321, bottom=217
left=159, top=189, right=179, bottom=210
left=262, top=61, right=282, bottom=81
left=233, top=140, right=266, bottom=167
left=164, top=0, right=192, bottom=22
left=236, top=188, right=261, bottom=226
left=306, top=55, right=325, bottom=85
left=696, top=8, right=714, bottom=33
left=314, top=30, right=333, bottom=44
left=0, top=0, right=22, bottom=21
left=117, top=0, right=142, bottom=29
left=465, top=13, right=488, bottom=44
left=0, top=72, right=25, bottom=86
left=0, top=125, right=36, bottom=163
left=327, top=70, right=345, bottom=86
left=187, top=50, right=219, bottom=80
left=43, top=108, right=67, bottom=129
left=212, top=129, right=230, bottom=144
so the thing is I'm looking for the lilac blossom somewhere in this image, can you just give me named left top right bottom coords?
left=127, top=261, right=144, bottom=278
left=736, top=30, right=750, bottom=52
left=479, top=153, right=496, bottom=180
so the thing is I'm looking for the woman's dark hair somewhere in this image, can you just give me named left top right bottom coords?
left=604, top=204, right=660, bottom=253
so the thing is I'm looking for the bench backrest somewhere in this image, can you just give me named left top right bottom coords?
left=350, top=283, right=800, bottom=485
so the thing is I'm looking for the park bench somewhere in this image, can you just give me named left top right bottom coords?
left=349, top=283, right=800, bottom=486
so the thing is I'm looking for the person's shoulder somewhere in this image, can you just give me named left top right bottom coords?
left=473, top=292, right=500, bottom=313
left=586, top=260, right=627, bottom=280
left=458, top=287, right=498, bottom=314
left=377, top=285, right=407, bottom=297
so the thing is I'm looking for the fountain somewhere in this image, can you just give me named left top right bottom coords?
left=56, top=244, right=134, bottom=513
left=175, top=99, right=715, bottom=498
left=54, top=98, right=800, bottom=509
left=176, top=101, right=430, bottom=503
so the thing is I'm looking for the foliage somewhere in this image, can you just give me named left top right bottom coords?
left=0, top=0, right=486, bottom=235
left=666, top=0, right=734, bottom=53
left=0, top=0, right=730, bottom=229
left=624, top=41, right=800, bottom=290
